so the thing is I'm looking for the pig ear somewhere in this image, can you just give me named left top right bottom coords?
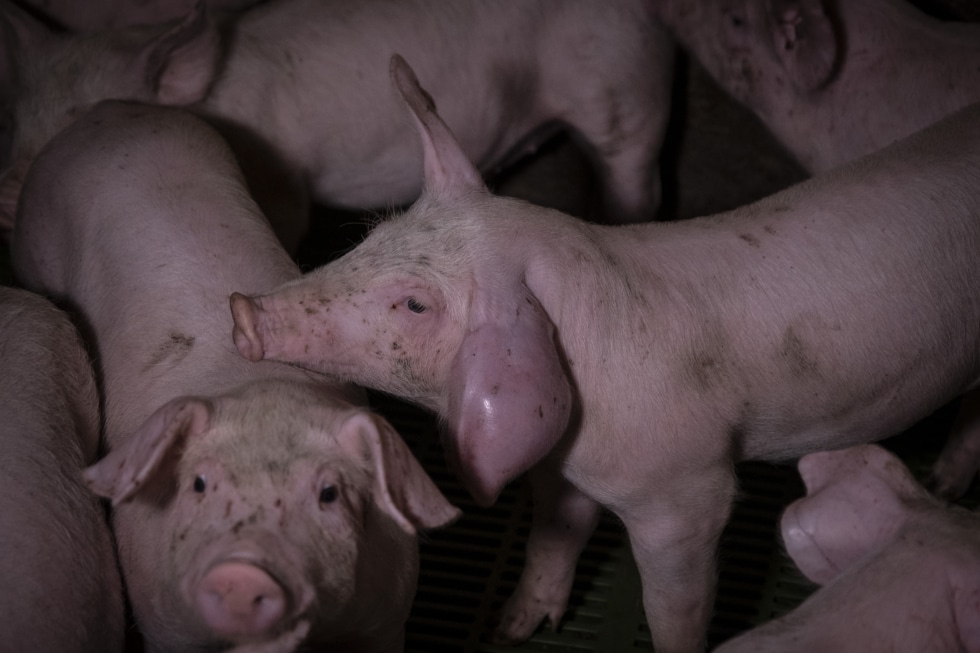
left=389, top=53, right=484, bottom=195
left=766, top=0, right=837, bottom=92
left=338, top=411, right=461, bottom=536
left=780, top=445, right=926, bottom=584
left=140, top=1, right=222, bottom=105
left=83, top=397, right=212, bottom=506
left=446, top=283, right=573, bottom=507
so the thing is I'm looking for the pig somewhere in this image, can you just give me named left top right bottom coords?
left=228, top=55, right=980, bottom=652
left=654, top=0, right=980, bottom=499
left=11, top=99, right=459, bottom=653
left=655, top=0, right=980, bottom=174
left=0, top=285, right=125, bottom=653
left=0, top=0, right=675, bottom=250
left=20, top=0, right=261, bottom=31
left=716, top=444, right=980, bottom=652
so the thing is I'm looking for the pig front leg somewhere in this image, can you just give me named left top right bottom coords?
left=620, top=468, right=737, bottom=653
left=490, top=462, right=602, bottom=644
left=926, top=389, right=980, bottom=500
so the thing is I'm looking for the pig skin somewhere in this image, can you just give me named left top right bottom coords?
left=0, top=286, right=125, bottom=653
left=0, top=0, right=675, bottom=248
left=229, top=56, right=980, bottom=652
left=11, top=99, right=459, bottom=653
left=716, top=444, right=980, bottom=652
left=655, top=0, right=980, bottom=499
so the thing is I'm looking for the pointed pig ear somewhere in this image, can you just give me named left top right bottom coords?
left=767, top=0, right=837, bottom=92
left=446, top=283, right=573, bottom=507
left=389, top=53, right=484, bottom=195
left=141, top=1, right=222, bottom=105
left=338, top=411, right=461, bottom=536
left=83, top=397, right=212, bottom=506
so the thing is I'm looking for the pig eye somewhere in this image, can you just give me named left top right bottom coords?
left=319, top=485, right=339, bottom=505
left=193, top=475, right=207, bottom=493
left=406, top=297, right=427, bottom=314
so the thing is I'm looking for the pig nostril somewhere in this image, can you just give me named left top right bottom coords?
left=196, top=562, right=288, bottom=639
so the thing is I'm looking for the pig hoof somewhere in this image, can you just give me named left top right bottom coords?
left=196, top=562, right=287, bottom=638
left=230, top=292, right=266, bottom=362
left=488, top=601, right=558, bottom=645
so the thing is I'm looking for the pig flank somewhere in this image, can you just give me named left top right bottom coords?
left=230, top=56, right=980, bottom=652
left=717, top=445, right=980, bottom=652
left=12, top=100, right=458, bottom=653
left=0, top=0, right=673, bottom=240
left=0, top=287, right=124, bottom=652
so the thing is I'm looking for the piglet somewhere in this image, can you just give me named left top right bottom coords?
left=229, top=56, right=980, bottom=652
left=0, top=0, right=675, bottom=247
left=655, top=0, right=980, bottom=499
left=0, top=286, right=125, bottom=653
left=716, top=444, right=980, bottom=652
left=11, top=100, right=459, bottom=653
left=655, top=0, right=980, bottom=174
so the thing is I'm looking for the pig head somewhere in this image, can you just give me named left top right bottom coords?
left=0, top=0, right=222, bottom=227
left=85, top=378, right=460, bottom=653
left=717, top=444, right=980, bottom=652
left=231, top=55, right=573, bottom=508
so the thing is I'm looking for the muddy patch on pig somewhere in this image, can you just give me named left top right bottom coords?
left=143, top=331, right=195, bottom=372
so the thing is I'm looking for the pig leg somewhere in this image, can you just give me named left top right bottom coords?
left=559, top=26, right=675, bottom=224
left=620, top=468, right=736, bottom=653
left=926, top=390, right=980, bottom=500
left=490, top=462, right=602, bottom=644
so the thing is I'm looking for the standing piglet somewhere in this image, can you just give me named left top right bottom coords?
left=0, top=286, right=124, bottom=653
left=0, top=0, right=674, bottom=247
left=229, top=56, right=980, bottom=652
left=11, top=100, right=459, bottom=653
left=716, top=444, right=980, bottom=652
left=654, top=0, right=980, bottom=498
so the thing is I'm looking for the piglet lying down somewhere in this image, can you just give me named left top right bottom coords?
left=230, top=55, right=980, bottom=652
left=717, top=444, right=980, bottom=652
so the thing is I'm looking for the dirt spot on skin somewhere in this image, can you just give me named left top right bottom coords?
left=143, top=331, right=195, bottom=372
left=738, top=233, right=760, bottom=247
left=780, top=326, right=820, bottom=379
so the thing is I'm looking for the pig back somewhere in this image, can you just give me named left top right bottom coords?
left=0, top=286, right=124, bottom=653
left=11, top=100, right=318, bottom=446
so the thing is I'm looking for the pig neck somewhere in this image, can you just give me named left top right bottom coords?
left=757, top=0, right=980, bottom=172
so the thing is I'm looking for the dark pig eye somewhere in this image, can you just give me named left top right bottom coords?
left=319, top=485, right=338, bottom=505
left=406, top=297, right=427, bottom=314
left=193, top=475, right=207, bottom=493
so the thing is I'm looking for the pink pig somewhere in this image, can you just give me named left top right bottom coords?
left=654, top=0, right=980, bottom=500
left=0, top=286, right=125, bottom=653
left=654, top=0, right=980, bottom=174
left=229, top=56, right=980, bottom=652
left=11, top=100, right=459, bottom=652
left=0, top=0, right=675, bottom=249
left=717, top=444, right=980, bottom=652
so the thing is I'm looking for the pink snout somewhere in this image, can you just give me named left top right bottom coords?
left=196, top=561, right=288, bottom=639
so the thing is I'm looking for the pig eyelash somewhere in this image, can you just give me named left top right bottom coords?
left=406, top=298, right=427, bottom=314
left=193, top=475, right=207, bottom=493
left=319, top=485, right=339, bottom=505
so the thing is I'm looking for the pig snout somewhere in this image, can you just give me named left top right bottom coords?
left=230, top=292, right=265, bottom=362
left=196, top=561, right=287, bottom=638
